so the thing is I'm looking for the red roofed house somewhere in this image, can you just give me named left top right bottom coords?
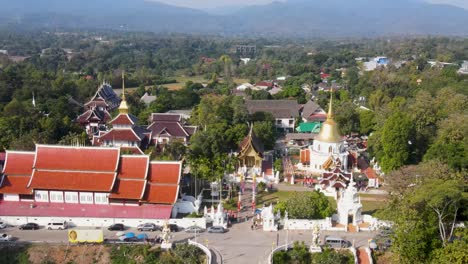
left=0, top=151, right=35, bottom=201
left=320, top=71, right=331, bottom=80
left=77, top=82, right=120, bottom=137
left=92, top=75, right=150, bottom=154
left=0, top=144, right=182, bottom=220
left=147, top=113, right=197, bottom=146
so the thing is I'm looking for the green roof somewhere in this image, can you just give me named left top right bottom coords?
left=296, top=122, right=321, bottom=133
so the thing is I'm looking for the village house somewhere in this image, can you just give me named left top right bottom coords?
left=245, top=99, right=301, bottom=133
left=146, top=113, right=197, bottom=146
left=301, top=100, right=327, bottom=123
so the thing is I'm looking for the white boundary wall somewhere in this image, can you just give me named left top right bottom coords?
left=284, top=217, right=344, bottom=231
left=0, top=216, right=206, bottom=229
left=188, top=239, right=212, bottom=264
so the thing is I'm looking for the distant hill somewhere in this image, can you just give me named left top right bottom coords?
left=0, top=0, right=467, bottom=37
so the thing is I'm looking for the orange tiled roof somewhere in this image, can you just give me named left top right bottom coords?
left=147, top=162, right=181, bottom=184
left=99, top=128, right=141, bottom=142
left=300, top=149, right=310, bottom=163
left=143, top=161, right=181, bottom=204
left=109, top=179, right=146, bottom=199
left=144, top=184, right=179, bottom=204
left=118, top=156, right=148, bottom=179
left=34, top=145, right=119, bottom=172
left=29, top=170, right=116, bottom=192
left=0, top=175, right=32, bottom=194
left=3, top=151, right=35, bottom=176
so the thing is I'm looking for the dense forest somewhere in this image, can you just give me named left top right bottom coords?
left=0, top=30, right=467, bottom=263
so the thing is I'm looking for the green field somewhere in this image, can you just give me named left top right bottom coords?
left=164, top=76, right=250, bottom=90
left=256, top=190, right=337, bottom=210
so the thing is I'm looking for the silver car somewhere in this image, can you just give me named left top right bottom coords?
left=185, top=226, right=205, bottom=233
left=207, top=226, right=226, bottom=233
left=0, top=233, right=12, bottom=242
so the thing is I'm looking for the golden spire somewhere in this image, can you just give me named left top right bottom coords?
left=118, top=70, right=129, bottom=114
left=316, top=88, right=342, bottom=143
left=327, top=88, right=334, bottom=119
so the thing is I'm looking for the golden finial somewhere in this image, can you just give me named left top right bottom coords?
left=118, top=70, right=129, bottom=114
left=121, top=70, right=126, bottom=101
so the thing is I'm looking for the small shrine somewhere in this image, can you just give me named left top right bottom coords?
left=337, top=177, right=363, bottom=227
left=237, top=126, right=264, bottom=174
left=212, top=202, right=227, bottom=228
left=261, top=204, right=278, bottom=231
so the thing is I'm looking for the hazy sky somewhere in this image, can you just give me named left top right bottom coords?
left=153, top=0, right=468, bottom=9
left=153, top=0, right=284, bottom=9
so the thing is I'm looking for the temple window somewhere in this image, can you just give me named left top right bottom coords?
left=329, top=146, right=333, bottom=153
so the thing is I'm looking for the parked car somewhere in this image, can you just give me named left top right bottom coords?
left=0, top=222, right=6, bottom=229
left=185, top=226, right=205, bottom=233
left=108, top=223, right=125, bottom=231
left=47, top=220, right=68, bottom=230
left=0, top=233, right=12, bottom=242
left=207, top=226, right=226, bottom=233
left=19, top=223, right=39, bottom=230
left=169, top=224, right=179, bottom=232
left=137, top=223, right=160, bottom=232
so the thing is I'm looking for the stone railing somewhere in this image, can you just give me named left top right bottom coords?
left=349, top=247, right=358, bottom=264
left=267, top=243, right=292, bottom=264
left=188, top=239, right=212, bottom=264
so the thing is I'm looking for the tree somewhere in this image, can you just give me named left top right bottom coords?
left=253, top=121, right=276, bottom=150
left=276, top=191, right=333, bottom=219
left=411, top=179, right=463, bottom=246
left=359, top=109, right=375, bottom=135
left=380, top=111, right=414, bottom=172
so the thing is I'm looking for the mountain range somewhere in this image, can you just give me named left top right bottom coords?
left=0, top=0, right=467, bottom=37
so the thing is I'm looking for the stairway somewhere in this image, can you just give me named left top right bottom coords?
left=357, top=248, right=371, bottom=264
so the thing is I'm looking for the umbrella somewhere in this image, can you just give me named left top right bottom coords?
left=137, top=234, right=148, bottom=240
left=125, top=232, right=135, bottom=238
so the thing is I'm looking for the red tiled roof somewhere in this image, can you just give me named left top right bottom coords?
left=3, top=151, right=35, bottom=176
left=110, top=114, right=137, bottom=126
left=34, top=145, right=119, bottom=172
left=148, top=162, right=181, bottom=184
left=150, top=113, right=182, bottom=122
left=29, top=170, right=116, bottom=192
left=300, top=149, right=310, bottom=164
left=99, top=128, right=142, bottom=142
left=0, top=176, right=32, bottom=194
left=118, top=156, right=148, bottom=179
left=109, top=179, right=146, bottom=200
left=0, top=201, right=172, bottom=219
left=145, top=184, right=179, bottom=204
left=362, top=168, right=378, bottom=179
left=144, top=161, right=181, bottom=204
left=147, top=122, right=190, bottom=138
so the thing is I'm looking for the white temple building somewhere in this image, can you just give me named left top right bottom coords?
left=299, top=92, right=349, bottom=174
left=337, top=177, right=363, bottom=226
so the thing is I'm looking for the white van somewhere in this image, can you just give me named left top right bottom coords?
left=47, top=220, right=68, bottom=230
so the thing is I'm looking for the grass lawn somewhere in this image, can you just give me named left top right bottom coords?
left=256, top=190, right=338, bottom=210
left=361, top=200, right=386, bottom=215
